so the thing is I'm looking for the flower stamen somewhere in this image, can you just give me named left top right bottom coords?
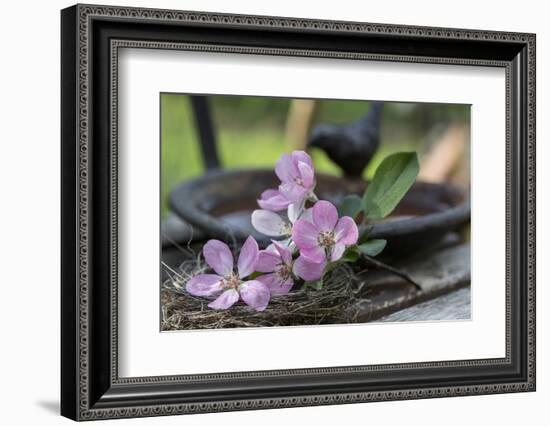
left=223, top=273, right=241, bottom=290
left=317, top=230, right=336, bottom=248
left=275, top=263, right=291, bottom=281
left=280, top=221, right=292, bottom=236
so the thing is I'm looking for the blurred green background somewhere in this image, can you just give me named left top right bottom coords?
left=161, top=94, right=469, bottom=217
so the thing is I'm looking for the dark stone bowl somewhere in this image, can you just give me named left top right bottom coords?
left=169, top=169, right=470, bottom=256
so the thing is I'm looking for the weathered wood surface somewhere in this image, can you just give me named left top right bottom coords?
left=376, top=287, right=470, bottom=322
left=348, top=243, right=470, bottom=322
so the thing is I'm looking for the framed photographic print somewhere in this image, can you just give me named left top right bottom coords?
left=61, top=4, right=536, bottom=421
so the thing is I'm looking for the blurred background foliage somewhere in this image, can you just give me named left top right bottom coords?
left=161, top=94, right=469, bottom=217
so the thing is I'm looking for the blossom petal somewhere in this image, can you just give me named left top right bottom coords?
left=287, top=201, right=303, bottom=224
left=203, top=240, right=234, bottom=277
left=297, top=161, right=314, bottom=189
left=288, top=202, right=312, bottom=224
left=185, top=274, right=223, bottom=296
left=291, top=150, right=314, bottom=169
left=237, top=236, right=259, bottom=278
left=271, top=240, right=293, bottom=265
left=293, top=256, right=326, bottom=281
left=279, top=182, right=308, bottom=203
left=278, top=278, right=295, bottom=295
left=292, top=219, right=319, bottom=250
left=275, top=153, right=297, bottom=183
left=257, top=189, right=291, bottom=211
left=276, top=237, right=295, bottom=251
left=208, top=289, right=239, bottom=310
left=264, top=243, right=279, bottom=254
left=256, top=248, right=280, bottom=273
left=255, top=273, right=291, bottom=295
left=251, top=210, right=287, bottom=237
left=255, top=272, right=278, bottom=291
left=312, top=200, right=339, bottom=231
left=331, top=242, right=346, bottom=262
left=334, top=216, right=359, bottom=245
left=239, top=280, right=271, bottom=311
left=300, top=246, right=326, bottom=263
left=257, top=274, right=294, bottom=296
left=301, top=207, right=313, bottom=223
left=261, top=188, right=280, bottom=199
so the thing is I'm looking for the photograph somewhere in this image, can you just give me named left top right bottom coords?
left=160, top=94, right=472, bottom=331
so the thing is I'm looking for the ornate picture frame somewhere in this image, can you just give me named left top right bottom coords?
left=61, top=4, right=535, bottom=421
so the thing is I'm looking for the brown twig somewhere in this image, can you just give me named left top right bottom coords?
left=362, top=255, right=422, bottom=291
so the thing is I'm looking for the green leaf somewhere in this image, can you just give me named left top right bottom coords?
left=357, top=239, right=387, bottom=257
left=362, top=152, right=419, bottom=219
left=341, top=246, right=360, bottom=263
left=248, top=271, right=263, bottom=279
left=338, top=194, right=363, bottom=219
left=358, top=224, right=374, bottom=244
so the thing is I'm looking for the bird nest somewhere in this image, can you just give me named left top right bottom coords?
left=161, top=255, right=368, bottom=331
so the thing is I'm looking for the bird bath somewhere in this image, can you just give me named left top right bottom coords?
left=169, top=168, right=470, bottom=256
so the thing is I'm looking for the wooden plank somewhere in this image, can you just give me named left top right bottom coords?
left=349, top=243, right=470, bottom=322
left=376, top=287, right=471, bottom=322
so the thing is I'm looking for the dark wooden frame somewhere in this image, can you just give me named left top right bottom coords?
left=61, top=3, right=536, bottom=421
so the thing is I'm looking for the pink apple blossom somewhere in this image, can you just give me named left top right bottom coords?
left=256, top=241, right=325, bottom=294
left=186, top=236, right=270, bottom=311
left=292, top=200, right=359, bottom=263
left=275, top=150, right=316, bottom=203
left=255, top=242, right=295, bottom=295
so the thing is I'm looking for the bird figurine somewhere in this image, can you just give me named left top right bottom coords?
left=308, top=102, right=384, bottom=178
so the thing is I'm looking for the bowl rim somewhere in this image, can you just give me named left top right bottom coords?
left=169, top=168, right=471, bottom=243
